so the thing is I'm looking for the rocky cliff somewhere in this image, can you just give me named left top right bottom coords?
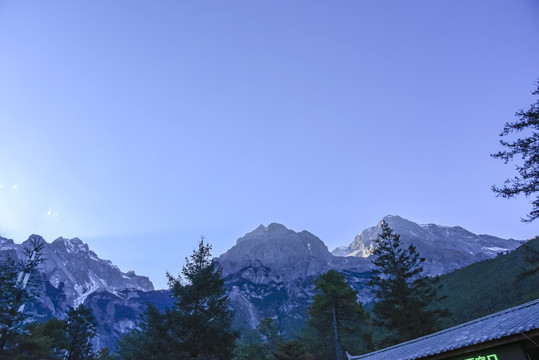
left=0, top=234, right=155, bottom=349
left=216, top=223, right=372, bottom=333
left=332, top=215, right=525, bottom=275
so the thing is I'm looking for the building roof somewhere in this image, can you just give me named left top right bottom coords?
left=348, top=298, right=539, bottom=360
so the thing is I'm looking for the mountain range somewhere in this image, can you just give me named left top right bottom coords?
left=333, top=215, right=523, bottom=275
left=0, top=235, right=157, bottom=349
left=0, top=215, right=527, bottom=350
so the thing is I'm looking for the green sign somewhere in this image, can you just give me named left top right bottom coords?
left=452, top=344, right=527, bottom=360
left=463, top=355, right=498, bottom=360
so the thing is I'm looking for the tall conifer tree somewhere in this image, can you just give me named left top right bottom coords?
left=166, top=238, right=237, bottom=359
left=65, top=304, right=97, bottom=360
left=306, top=270, right=368, bottom=360
left=0, top=237, right=45, bottom=354
left=119, top=238, right=237, bottom=360
left=367, top=221, right=448, bottom=346
left=492, top=81, right=539, bottom=222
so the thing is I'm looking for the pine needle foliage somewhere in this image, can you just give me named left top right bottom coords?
left=166, top=237, right=237, bottom=360
left=306, top=270, right=368, bottom=360
left=0, top=237, right=45, bottom=354
left=65, top=304, right=97, bottom=360
left=492, top=81, right=539, bottom=222
left=119, top=238, right=237, bottom=360
left=367, top=221, right=448, bottom=347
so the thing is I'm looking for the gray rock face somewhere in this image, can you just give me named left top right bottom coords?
left=218, top=223, right=370, bottom=282
left=219, top=218, right=525, bottom=335
left=332, top=215, right=525, bottom=275
left=85, top=289, right=173, bottom=350
left=0, top=236, right=17, bottom=250
left=40, top=236, right=154, bottom=306
left=0, top=234, right=155, bottom=346
left=216, top=223, right=371, bottom=335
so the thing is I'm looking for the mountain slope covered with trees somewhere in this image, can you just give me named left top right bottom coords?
left=436, top=236, right=539, bottom=328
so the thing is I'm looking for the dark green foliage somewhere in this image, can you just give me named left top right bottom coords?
left=492, top=81, right=539, bottom=222
left=66, top=304, right=97, bottom=360
left=118, top=238, right=237, bottom=360
left=257, top=317, right=282, bottom=357
left=515, top=238, right=539, bottom=282
left=233, top=318, right=283, bottom=360
left=305, top=270, right=368, bottom=360
left=0, top=256, right=26, bottom=354
left=0, top=237, right=45, bottom=354
left=94, top=347, right=115, bottom=360
left=273, top=340, right=309, bottom=360
left=167, top=238, right=237, bottom=359
left=116, top=304, right=171, bottom=360
left=436, top=237, right=539, bottom=327
left=367, top=221, right=448, bottom=346
left=10, top=318, right=68, bottom=360
left=233, top=330, right=266, bottom=360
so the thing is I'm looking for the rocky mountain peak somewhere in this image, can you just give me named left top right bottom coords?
left=218, top=224, right=371, bottom=331
left=2, top=235, right=155, bottom=308
left=0, top=236, right=16, bottom=250
left=235, top=223, right=294, bottom=245
left=50, top=237, right=90, bottom=254
left=333, top=215, right=524, bottom=275
left=266, top=222, right=292, bottom=234
left=218, top=223, right=369, bottom=283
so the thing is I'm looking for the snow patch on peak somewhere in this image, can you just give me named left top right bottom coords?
left=482, top=246, right=510, bottom=253
left=73, top=272, right=104, bottom=306
left=63, top=237, right=88, bottom=254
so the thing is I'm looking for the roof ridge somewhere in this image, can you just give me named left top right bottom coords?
left=352, top=298, right=539, bottom=359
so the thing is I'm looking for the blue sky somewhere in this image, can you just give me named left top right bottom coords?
left=1, top=1, right=539, bottom=289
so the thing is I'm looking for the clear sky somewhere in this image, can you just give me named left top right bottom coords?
left=1, top=1, right=539, bottom=289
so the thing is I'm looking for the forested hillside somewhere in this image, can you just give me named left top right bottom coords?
left=436, top=237, right=539, bottom=328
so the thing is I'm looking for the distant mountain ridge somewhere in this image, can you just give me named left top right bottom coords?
left=0, top=215, right=528, bottom=350
left=0, top=235, right=154, bottom=305
left=216, top=216, right=525, bottom=334
left=0, top=234, right=156, bottom=348
left=332, top=215, right=524, bottom=275
left=217, top=223, right=370, bottom=282
left=216, top=223, right=372, bottom=331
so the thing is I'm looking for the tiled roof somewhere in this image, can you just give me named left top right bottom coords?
left=348, top=298, right=539, bottom=360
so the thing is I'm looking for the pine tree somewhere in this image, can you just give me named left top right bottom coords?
left=0, top=256, right=25, bottom=355
left=166, top=237, right=237, bottom=360
left=0, top=237, right=45, bottom=354
left=257, top=317, right=282, bottom=357
left=305, top=270, right=368, bottom=360
left=232, top=330, right=265, bottom=360
left=118, top=238, right=236, bottom=360
left=232, top=318, right=282, bottom=360
left=492, top=81, right=539, bottom=222
left=11, top=318, right=68, bottom=360
left=367, top=221, right=448, bottom=346
left=273, top=340, right=309, bottom=360
left=117, top=303, right=179, bottom=360
left=65, top=304, right=97, bottom=360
